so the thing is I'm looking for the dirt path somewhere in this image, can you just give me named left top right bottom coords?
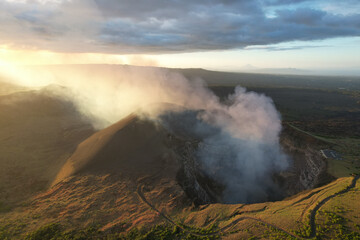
left=307, top=175, right=359, bottom=238
left=299, top=181, right=342, bottom=221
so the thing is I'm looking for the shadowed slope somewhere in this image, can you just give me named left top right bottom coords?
left=0, top=90, right=94, bottom=206
left=54, top=113, right=180, bottom=185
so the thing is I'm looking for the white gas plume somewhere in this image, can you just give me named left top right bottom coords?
left=0, top=64, right=288, bottom=203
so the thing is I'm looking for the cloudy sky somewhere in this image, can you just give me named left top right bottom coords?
left=0, top=0, right=359, bottom=74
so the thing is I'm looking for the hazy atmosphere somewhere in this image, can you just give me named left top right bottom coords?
left=0, top=1, right=359, bottom=239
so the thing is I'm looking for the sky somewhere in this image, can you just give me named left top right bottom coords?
left=0, top=0, right=359, bottom=75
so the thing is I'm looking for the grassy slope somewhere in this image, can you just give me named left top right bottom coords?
left=171, top=176, right=359, bottom=239
left=0, top=112, right=358, bottom=239
left=1, top=175, right=357, bottom=239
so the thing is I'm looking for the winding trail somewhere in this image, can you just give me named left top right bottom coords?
left=307, top=175, right=359, bottom=238
left=299, top=181, right=342, bottom=221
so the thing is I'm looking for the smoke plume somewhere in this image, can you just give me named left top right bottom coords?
left=0, top=64, right=288, bottom=203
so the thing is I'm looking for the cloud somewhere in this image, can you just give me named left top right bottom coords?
left=263, top=0, right=310, bottom=5
left=245, top=45, right=329, bottom=51
left=0, top=0, right=359, bottom=53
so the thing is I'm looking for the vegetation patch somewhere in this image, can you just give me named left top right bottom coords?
left=315, top=210, right=360, bottom=239
left=17, top=223, right=221, bottom=240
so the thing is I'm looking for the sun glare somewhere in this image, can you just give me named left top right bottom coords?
left=0, top=46, right=161, bottom=68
